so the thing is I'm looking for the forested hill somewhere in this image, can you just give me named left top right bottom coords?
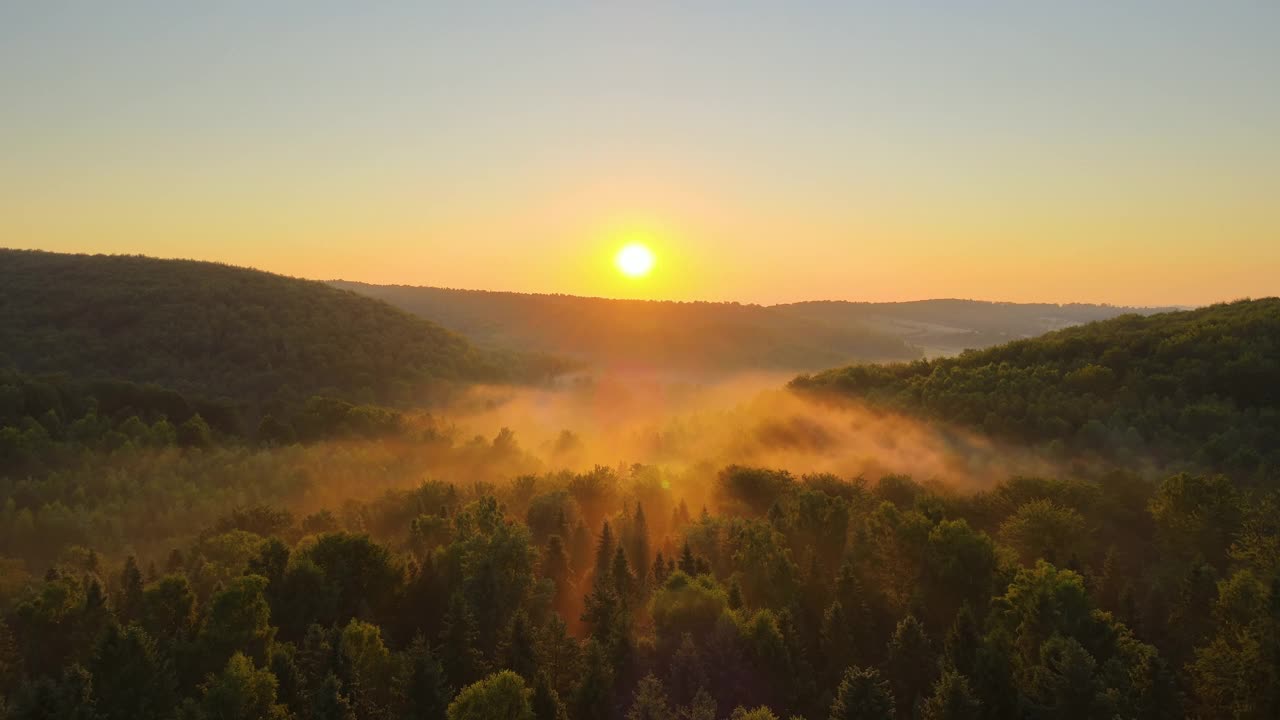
left=330, top=281, right=923, bottom=373
left=792, top=298, right=1280, bottom=480
left=0, top=250, right=560, bottom=410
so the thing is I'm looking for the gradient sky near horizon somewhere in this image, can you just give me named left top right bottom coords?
left=2, top=2, right=1277, bottom=306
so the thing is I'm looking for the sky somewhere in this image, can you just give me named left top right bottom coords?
left=2, top=1, right=1277, bottom=306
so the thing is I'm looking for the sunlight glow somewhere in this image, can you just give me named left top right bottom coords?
left=615, top=243, right=655, bottom=278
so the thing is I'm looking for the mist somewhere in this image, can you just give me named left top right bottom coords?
left=434, top=371, right=1058, bottom=498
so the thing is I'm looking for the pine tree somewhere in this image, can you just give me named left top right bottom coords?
left=820, top=600, right=855, bottom=685
left=652, top=552, right=669, bottom=586
left=969, top=637, right=1018, bottom=720
left=268, top=645, right=305, bottom=718
left=531, top=670, right=569, bottom=720
left=727, top=578, right=744, bottom=610
left=612, top=545, right=634, bottom=603
left=502, top=612, right=538, bottom=681
left=594, top=522, right=616, bottom=588
left=535, top=615, right=580, bottom=703
left=571, top=640, right=614, bottom=720
left=678, top=543, right=697, bottom=576
left=940, top=605, right=980, bottom=678
left=544, top=535, right=572, bottom=607
left=405, top=634, right=449, bottom=720
left=627, top=674, right=675, bottom=720
left=582, top=580, right=623, bottom=645
left=828, top=666, right=894, bottom=720
left=89, top=624, right=176, bottom=720
left=668, top=633, right=709, bottom=707
left=885, top=615, right=933, bottom=720
left=920, top=670, right=980, bottom=720
left=117, top=556, right=145, bottom=624
left=311, top=672, right=358, bottom=720
left=630, top=504, right=650, bottom=586
left=680, top=689, right=716, bottom=720
left=439, top=593, right=485, bottom=690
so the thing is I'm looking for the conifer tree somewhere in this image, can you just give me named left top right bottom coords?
left=828, top=666, right=894, bottom=720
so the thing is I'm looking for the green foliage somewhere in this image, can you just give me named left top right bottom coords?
left=339, top=618, right=398, bottom=719
left=447, top=670, right=534, bottom=720
left=0, top=249, right=557, bottom=409
left=570, top=640, right=614, bottom=720
left=89, top=623, right=175, bottom=720
left=530, top=671, right=569, bottom=720
left=196, top=575, right=275, bottom=672
left=405, top=634, right=450, bottom=720
left=627, top=674, right=675, bottom=720
left=920, top=670, right=981, bottom=720
left=651, top=572, right=729, bottom=650
left=0, top=314, right=1274, bottom=720
left=730, top=707, right=780, bottom=720
left=828, top=666, right=895, bottom=720
left=183, top=652, right=290, bottom=720
left=7, top=664, right=99, bottom=720
left=997, top=500, right=1089, bottom=567
left=885, top=615, right=934, bottom=718
left=793, top=299, right=1280, bottom=480
left=301, top=532, right=403, bottom=627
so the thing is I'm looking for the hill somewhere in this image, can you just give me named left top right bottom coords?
left=774, top=299, right=1177, bottom=357
left=333, top=282, right=1170, bottom=373
left=792, top=298, right=1280, bottom=480
left=330, top=282, right=925, bottom=374
left=0, top=250, right=560, bottom=415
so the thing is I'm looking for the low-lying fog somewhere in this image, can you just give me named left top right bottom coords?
left=435, top=371, right=1056, bottom=496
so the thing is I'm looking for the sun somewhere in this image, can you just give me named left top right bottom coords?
left=615, top=243, right=655, bottom=278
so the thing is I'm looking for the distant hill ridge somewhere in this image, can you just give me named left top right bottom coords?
left=331, top=281, right=1173, bottom=371
left=772, top=298, right=1180, bottom=356
left=329, top=281, right=924, bottom=373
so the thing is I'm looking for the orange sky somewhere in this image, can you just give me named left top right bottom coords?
left=2, top=3, right=1277, bottom=307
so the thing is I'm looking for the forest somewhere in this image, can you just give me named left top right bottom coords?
left=793, top=299, right=1280, bottom=483
left=0, top=251, right=566, bottom=413
left=1, top=253, right=1278, bottom=719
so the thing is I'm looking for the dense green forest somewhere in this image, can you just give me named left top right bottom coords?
left=0, top=250, right=563, bottom=407
left=793, top=299, right=1280, bottom=483
left=330, top=282, right=922, bottom=373
left=3, top=458, right=1277, bottom=719
left=1, top=255, right=1278, bottom=718
left=0, top=251, right=566, bottom=448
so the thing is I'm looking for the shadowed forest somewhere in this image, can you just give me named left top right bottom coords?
left=2, top=251, right=1278, bottom=720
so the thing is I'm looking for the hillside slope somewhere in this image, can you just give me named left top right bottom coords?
left=792, top=299, right=1280, bottom=479
left=331, top=281, right=923, bottom=373
left=0, top=250, right=556, bottom=410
